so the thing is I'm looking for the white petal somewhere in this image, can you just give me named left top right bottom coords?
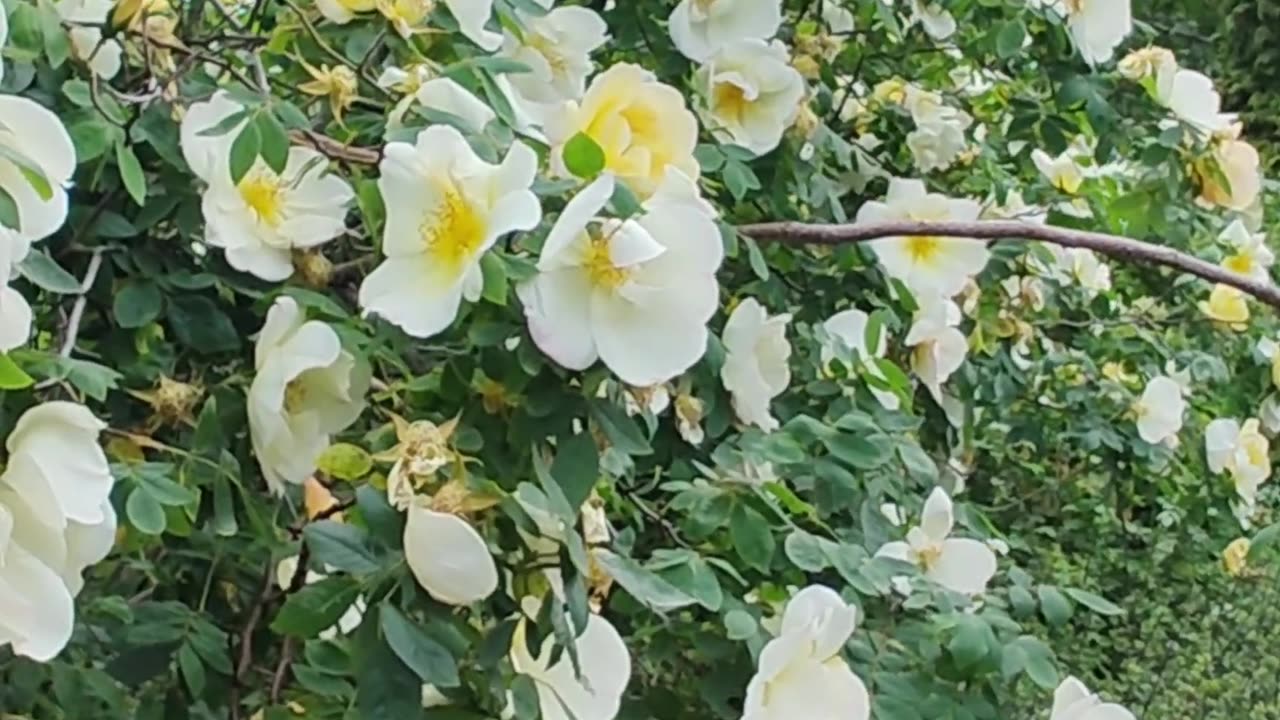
left=518, top=268, right=598, bottom=371
left=404, top=505, right=498, bottom=605
left=540, top=175, right=614, bottom=269
left=929, top=538, right=998, bottom=595
left=0, top=542, right=75, bottom=661
left=359, top=256, right=468, bottom=339
left=2, top=401, right=111, bottom=527
left=533, top=613, right=631, bottom=720
left=0, top=285, right=32, bottom=352
left=444, top=0, right=502, bottom=51
left=780, top=585, right=856, bottom=660
left=180, top=92, right=245, bottom=182
left=920, top=486, right=954, bottom=542
left=592, top=288, right=710, bottom=386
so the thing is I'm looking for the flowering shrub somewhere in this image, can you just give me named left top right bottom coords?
left=0, top=0, right=1276, bottom=718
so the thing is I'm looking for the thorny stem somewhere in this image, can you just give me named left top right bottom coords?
left=739, top=220, right=1280, bottom=310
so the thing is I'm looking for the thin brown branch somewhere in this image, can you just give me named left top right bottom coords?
left=289, top=129, right=380, bottom=165
left=228, top=564, right=276, bottom=720
left=738, top=220, right=1280, bottom=309
left=54, top=249, right=106, bottom=359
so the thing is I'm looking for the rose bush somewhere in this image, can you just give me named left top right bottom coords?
left=0, top=0, right=1275, bottom=718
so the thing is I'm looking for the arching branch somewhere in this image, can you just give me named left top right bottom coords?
left=739, top=220, right=1280, bottom=310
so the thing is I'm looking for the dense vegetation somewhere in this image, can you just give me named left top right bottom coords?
left=0, top=0, right=1275, bottom=719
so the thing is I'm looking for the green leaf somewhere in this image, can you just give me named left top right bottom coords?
left=594, top=549, right=697, bottom=611
left=743, top=236, right=769, bottom=280
left=723, top=610, right=757, bottom=641
left=378, top=604, right=460, bottom=688
left=479, top=252, right=509, bottom=306
left=255, top=113, right=290, bottom=173
left=0, top=354, right=34, bottom=390
left=588, top=399, right=652, bottom=455
left=0, top=186, right=19, bottom=230
left=272, top=576, right=362, bottom=637
left=1250, top=522, right=1280, bottom=558
left=113, top=280, right=163, bottom=328
left=824, top=432, right=894, bottom=470
left=729, top=502, right=775, bottom=573
left=303, top=521, right=381, bottom=575
left=1008, top=636, right=1059, bottom=689
left=316, top=443, right=374, bottom=481
left=1063, top=588, right=1125, bottom=617
left=995, top=19, right=1026, bottom=58
left=115, top=143, right=147, bottom=206
left=550, top=432, right=600, bottom=510
left=126, top=489, right=167, bottom=535
left=196, top=107, right=248, bottom=137
left=1038, top=585, right=1074, bottom=626
left=0, top=144, right=54, bottom=201
left=948, top=615, right=989, bottom=669
left=356, top=625, right=427, bottom=720
left=38, top=0, right=71, bottom=68
left=228, top=121, right=261, bottom=184
left=784, top=530, right=830, bottom=572
left=658, top=556, right=723, bottom=611
left=510, top=674, right=541, bottom=720
left=18, top=250, right=82, bottom=294
left=167, top=296, right=239, bottom=354
left=130, top=464, right=198, bottom=506
left=562, top=132, right=606, bottom=178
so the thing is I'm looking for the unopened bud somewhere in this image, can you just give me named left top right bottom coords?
left=293, top=249, right=334, bottom=288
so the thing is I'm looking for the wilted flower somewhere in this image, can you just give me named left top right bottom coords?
left=375, top=414, right=459, bottom=511
left=300, top=64, right=359, bottom=124
left=1223, top=537, right=1251, bottom=577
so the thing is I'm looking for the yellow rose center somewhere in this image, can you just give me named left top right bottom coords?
left=905, top=235, right=943, bottom=264
left=1224, top=253, right=1255, bottom=275
left=239, top=171, right=286, bottom=228
left=1244, top=435, right=1269, bottom=468
left=284, top=379, right=307, bottom=414
left=1064, top=0, right=1086, bottom=15
left=422, top=183, right=487, bottom=278
left=527, top=33, right=568, bottom=76
left=712, top=81, right=752, bottom=124
left=583, top=233, right=629, bottom=290
left=916, top=543, right=943, bottom=571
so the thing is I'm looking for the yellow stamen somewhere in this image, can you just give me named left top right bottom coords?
left=905, top=235, right=943, bottom=264
left=583, top=234, right=628, bottom=290
left=239, top=171, right=286, bottom=227
left=422, top=184, right=487, bottom=278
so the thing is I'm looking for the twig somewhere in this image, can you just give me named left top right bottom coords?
left=58, top=249, right=105, bottom=358
left=738, top=220, right=1280, bottom=309
left=229, top=564, right=276, bottom=720
left=289, top=129, right=380, bottom=165
left=269, top=637, right=297, bottom=703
